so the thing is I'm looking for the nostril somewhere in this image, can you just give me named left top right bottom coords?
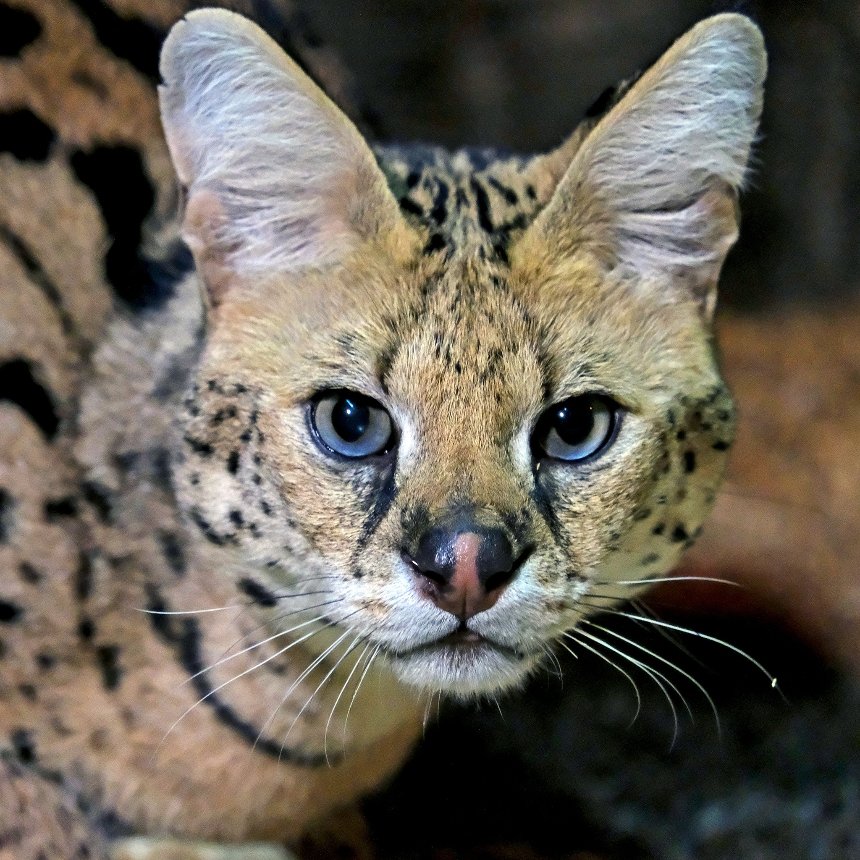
left=401, top=550, right=448, bottom=589
left=481, top=545, right=534, bottom=594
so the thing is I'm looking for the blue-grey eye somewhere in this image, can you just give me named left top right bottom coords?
left=533, top=394, right=617, bottom=462
left=311, top=392, right=394, bottom=459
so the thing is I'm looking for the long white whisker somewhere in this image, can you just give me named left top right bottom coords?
left=606, top=610, right=778, bottom=690
left=583, top=619, right=721, bottom=737
left=277, top=627, right=358, bottom=759
left=161, top=613, right=348, bottom=748
left=180, top=604, right=341, bottom=687
left=561, top=634, right=642, bottom=727
left=324, top=637, right=373, bottom=766
left=577, top=626, right=688, bottom=741
left=599, top=576, right=743, bottom=588
left=344, top=644, right=381, bottom=743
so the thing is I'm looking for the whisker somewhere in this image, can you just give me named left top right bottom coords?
left=594, top=576, right=743, bottom=588
left=343, top=643, right=382, bottom=743
left=160, top=612, right=349, bottom=749
left=214, top=595, right=342, bottom=661
left=605, top=609, right=779, bottom=692
left=277, top=625, right=360, bottom=759
left=180, top=601, right=343, bottom=687
left=324, top=637, right=374, bottom=766
left=583, top=619, right=721, bottom=737
left=560, top=634, right=642, bottom=727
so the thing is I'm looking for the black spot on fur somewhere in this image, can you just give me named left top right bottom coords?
left=82, top=480, right=113, bottom=524
left=0, top=6, right=41, bottom=56
left=430, top=180, right=449, bottom=225
left=75, top=553, right=93, bottom=601
left=0, top=109, right=54, bottom=160
left=36, top=652, right=55, bottom=670
left=470, top=178, right=494, bottom=233
left=227, top=450, right=240, bottom=474
left=712, top=440, right=730, bottom=451
left=238, top=577, right=278, bottom=608
left=44, top=497, right=78, bottom=519
left=10, top=728, right=36, bottom=763
left=78, top=617, right=96, bottom=640
left=0, top=359, right=60, bottom=439
left=229, top=509, right=244, bottom=527
left=399, top=196, right=423, bottom=216
left=640, top=552, right=660, bottom=566
left=487, top=176, right=518, bottom=205
left=19, top=562, right=42, bottom=584
left=424, top=233, right=447, bottom=255
left=184, top=434, right=213, bottom=457
left=651, top=523, right=665, bottom=536
left=157, top=531, right=186, bottom=577
left=0, top=600, right=23, bottom=623
left=0, top=488, right=13, bottom=543
left=67, top=0, right=163, bottom=79
left=683, top=451, right=697, bottom=473
left=69, top=146, right=157, bottom=308
left=95, top=644, right=122, bottom=690
left=633, top=507, right=652, bottom=522
left=671, top=524, right=689, bottom=543
left=188, top=509, right=235, bottom=546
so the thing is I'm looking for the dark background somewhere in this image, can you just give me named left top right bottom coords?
left=305, top=0, right=860, bottom=311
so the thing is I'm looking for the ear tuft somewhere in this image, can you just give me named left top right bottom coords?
left=532, top=14, right=767, bottom=316
left=159, top=9, right=403, bottom=281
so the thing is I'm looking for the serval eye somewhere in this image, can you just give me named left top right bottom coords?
left=310, top=391, right=395, bottom=459
left=532, top=394, right=618, bottom=463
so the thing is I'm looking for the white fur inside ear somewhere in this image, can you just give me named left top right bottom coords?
left=553, top=14, right=766, bottom=289
left=159, top=10, right=376, bottom=273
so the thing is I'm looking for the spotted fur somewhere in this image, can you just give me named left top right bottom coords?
left=0, top=4, right=765, bottom=858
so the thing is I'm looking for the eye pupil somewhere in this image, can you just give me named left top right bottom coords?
left=553, top=401, right=594, bottom=445
left=331, top=396, right=370, bottom=442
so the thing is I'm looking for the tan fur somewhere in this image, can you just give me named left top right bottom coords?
left=0, top=5, right=766, bottom=858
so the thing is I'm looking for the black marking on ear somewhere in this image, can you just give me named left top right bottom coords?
left=69, top=146, right=157, bottom=309
left=0, top=359, right=60, bottom=440
left=0, top=109, right=54, bottom=160
left=0, top=488, right=13, bottom=543
left=144, top=584, right=335, bottom=767
left=238, top=577, right=278, bottom=608
left=67, top=0, right=163, bottom=79
left=0, top=600, right=23, bottom=623
left=585, top=85, right=617, bottom=118
left=0, top=6, right=41, bottom=56
left=96, top=644, right=122, bottom=690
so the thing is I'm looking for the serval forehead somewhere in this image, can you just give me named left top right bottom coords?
left=375, top=143, right=549, bottom=263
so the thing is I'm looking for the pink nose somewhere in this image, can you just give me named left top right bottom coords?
left=404, top=527, right=520, bottom=620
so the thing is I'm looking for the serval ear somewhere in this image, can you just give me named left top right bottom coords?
left=158, top=9, right=407, bottom=305
left=529, top=14, right=766, bottom=319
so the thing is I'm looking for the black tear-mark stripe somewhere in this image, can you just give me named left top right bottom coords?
left=144, top=585, right=337, bottom=767
left=355, top=466, right=399, bottom=552
left=0, top=224, right=79, bottom=342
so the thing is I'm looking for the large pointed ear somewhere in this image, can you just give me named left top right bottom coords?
left=158, top=9, right=407, bottom=303
left=529, top=14, right=766, bottom=319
